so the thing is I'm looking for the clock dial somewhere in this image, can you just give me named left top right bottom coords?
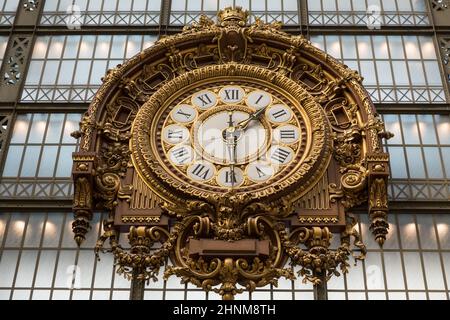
left=194, top=109, right=268, bottom=165
left=154, top=81, right=308, bottom=194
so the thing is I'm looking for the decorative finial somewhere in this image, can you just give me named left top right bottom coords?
left=217, top=6, right=249, bottom=26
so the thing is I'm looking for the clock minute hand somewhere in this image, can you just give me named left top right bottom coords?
left=237, top=106, right=268, bottom=131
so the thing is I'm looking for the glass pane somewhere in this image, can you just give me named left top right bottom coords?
left=398, top=215, right=419, bottom=249
left=417, top=114, right=437, bottom=144
left=419, top=36, right=437, bottom=59
left=20, top=146, right=41, bottom=177
left=404, top=36, right=421, bottom=59
left=408, top=61, right=426, bottom=85
left=405, top=147, right=426, bottom=179
left=2, top=146, right=24, bottom=177
left=416, top=215, right=438, bottom=249
left=376, top=61, right=393, bottom=85
left=401, top=114, right=420, bottom=144
left=423, top=61, right=443, bottom=86
left=365, top=253, right=385, bottom=290
left=356, top=36, right=373, bottom=59
left=41, top=61, right=60, bottom=85
left=423, top=147, right=443, bottom=179
left=325, top=36, right=341, bottom=59
left=10, top=114, right=31, bottom=143
left=403, top=252, right=425, bottom=290
left=73, top=61, right=91, bottom=85
left=28, top=114, right=48, bottom=143
left=38, top=146, right=58, bottom=177
left=62, top=114, right=81, bottom=143
left=55, top=145, right=77, bottom=177
left=76, top=251, right=95, bottom=289
left=387, top=36, right=405, bottom=59
left=435, top=214, right=450, bottom=249
left=0, top=250, right=19, bottom=286
left=342, top=36, right=357, bottom=59
left=24, top=213, right=45, bottom=247
left=35, top=250, right=57, bottom=288
left=15, top=250, right=38, bottom=287
left=57, top=61, right=76, bottom=85
left=26, top=61, right=44, bottom=85
left=54, top=250, right=77, bottom=288
left=373, top=36, right=389, bottom=59
left=63, top=35, right=80, bottom=59
left=384, top=252, right=405, bottom=289
left=93, top=254, right=114, bottom=288
left=47, top=36, right=65, bottom=59
left=382, top=114, right=402, bottom=144
left=45, top=113, right=65, bottom=143
left=43, top=213, right=64, bottom=247
left=422, top=252, right=445, bottom=290
left=392, top=61, right=409, bottom=85
left=435, top=115, right=450, bottom=144
left=388, top=147, right=408, bottom=179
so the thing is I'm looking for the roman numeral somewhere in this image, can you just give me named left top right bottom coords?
left=191, top=164, right=210, bottom=180
left=256, top=167, right=267, bottom=178
left=224, top=89, right=239, bottom=101
left=176, top=109, right=192, bottom=119
left=254, top=95, right=264, bottom=105
left=171, top=147, right=190, bottom=164
left=271, top=148, right=290, bottom=163
left=197, top=93, right=213, bottom=106
left=168, top=129, right=184, bottom=139
left=280, top=129, right=296, bottom=139
left=272, top=109, right=288, bottom=119
left=225, top=170, right=236, bottom=184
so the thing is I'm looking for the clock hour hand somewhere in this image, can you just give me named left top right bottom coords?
left=236, top=105, right=268, bottom=131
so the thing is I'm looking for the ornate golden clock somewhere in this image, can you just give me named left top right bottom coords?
left=72, top=7, right=391, bottom=300
left=131, top=65, right=331, bottom=206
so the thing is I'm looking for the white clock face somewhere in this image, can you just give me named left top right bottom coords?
left=158, top=82, right=305, bottom=192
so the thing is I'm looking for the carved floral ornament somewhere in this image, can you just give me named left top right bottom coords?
left=71, top=7, right=392, bottom=300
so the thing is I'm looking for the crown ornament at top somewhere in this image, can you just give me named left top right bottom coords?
left=218, top=6, right=249, bottom=26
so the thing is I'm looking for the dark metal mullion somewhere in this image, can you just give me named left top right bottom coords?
left=48, top=212, right=68, bottom=300
left=431, top=214, right=450, bottom=299
left=431, top=114, right=449, bottom=180
left=395, top=104, right=414, bottom=197
left=13, top=113, right=34, bottom=196
left=413, top=214, right=430, bottom=299
left=358, top=218, right=369, bottom=300
left=49, top=113, right=67, bottom=187
left=413, top=114, right=432, bottom=199
left=68, top=32, right=86, bottom=102
left=32, top=114, right=50, bottom=197
left=8, top=213, right=31, bottom=300
left=89, top=211, right=105, bottom=300
left=0, top=213, right=13, bottom=297
left=29, top=212, right=49, bottom=300
left=368, top=34, right=382, bottom=105
left=393, top=214, right=410, bottom=300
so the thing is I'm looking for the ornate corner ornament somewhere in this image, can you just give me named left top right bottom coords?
left=72, top=7, right=391, bottom=299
